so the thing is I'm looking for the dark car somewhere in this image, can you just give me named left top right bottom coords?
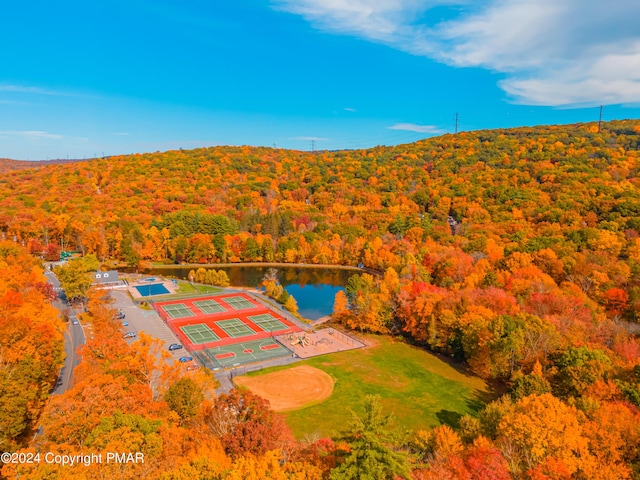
left=168, top=344, right=183, bottom=351
left=178, top=356, right=193, bottom=363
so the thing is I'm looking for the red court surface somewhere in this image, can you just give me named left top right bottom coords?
left=153, top=293, right=301, bottom=351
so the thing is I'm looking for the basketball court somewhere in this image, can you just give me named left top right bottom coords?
left=201, top=338, right=292, bottom=369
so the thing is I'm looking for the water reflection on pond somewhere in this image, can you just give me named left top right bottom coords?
left=150, top=265, right=354, bottom=320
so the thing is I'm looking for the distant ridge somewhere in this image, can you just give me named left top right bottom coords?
left=0, top=157, right=94, bottom=173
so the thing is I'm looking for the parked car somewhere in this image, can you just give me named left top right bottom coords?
left=168, top=344, right=183, bottom=351
left=122, top=321, right=129, bottom=327
left=123, top=332, right=137, bottom=339
left=178, top=356, right=193, bottom=363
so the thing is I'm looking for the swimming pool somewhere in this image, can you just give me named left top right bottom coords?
left=134, top=284, right=170, bottom=296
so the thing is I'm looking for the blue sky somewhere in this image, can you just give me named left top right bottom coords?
left=1, top=0, right=639, bottom=160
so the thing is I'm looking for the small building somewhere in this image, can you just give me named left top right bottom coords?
left=93, top=270, right=120, bottom=287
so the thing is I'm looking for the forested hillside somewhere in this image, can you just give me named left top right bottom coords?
left=0, top=159, right=44, bottom=174
left=2, top=120, right=640, bottom=477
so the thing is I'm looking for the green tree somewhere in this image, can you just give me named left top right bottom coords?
left=555, top=346, right=613, bottom=397
left=278, top=288, right=290, bottom=305
left=243, top=237, right=261, bottom=261
left=121, top=237, right=141, bottom=269
left=509, top=362, right=551, bottom=400
left=55, top=255, right=99, bottom=308
left=164, top=378, right=204, bottom=423
left=330, top=395, right=409, bottom=480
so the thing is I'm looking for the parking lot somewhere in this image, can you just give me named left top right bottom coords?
left=109, top=290, right=187, bottom=363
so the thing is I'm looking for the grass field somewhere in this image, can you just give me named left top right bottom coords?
left=174, top=281, right=222, bottom=295
left=242, top=335, right=495, bottom=439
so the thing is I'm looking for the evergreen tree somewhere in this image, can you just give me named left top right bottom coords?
left=330, top=395, right=409, bottom=480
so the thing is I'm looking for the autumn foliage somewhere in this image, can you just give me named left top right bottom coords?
left=3, top=120, right=640, bottom=477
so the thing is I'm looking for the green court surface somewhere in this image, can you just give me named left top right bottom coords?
left=180, top=323, right=220, bottom=344
left=203, top=338, right=292, bottom=368
left=222, top=296, right=256, bottom=310
left=162, top=303, right=195, bottom=319
left=216, top=318, right=255, bottom=338
left=248, top=313, right=288, bottom=332
left=193, top=299, right=226, bottom=315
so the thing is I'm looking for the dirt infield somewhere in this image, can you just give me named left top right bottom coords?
left=234, top=365, right=334, bottom=411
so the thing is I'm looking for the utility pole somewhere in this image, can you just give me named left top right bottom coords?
left=598, top=105, right=603, bottom=133
left=311, top=139, right=315, bottom=152
left=455, top=112, right=459, bottom=134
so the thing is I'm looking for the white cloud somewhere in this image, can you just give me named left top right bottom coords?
left=388, top=123, right=443, bottom=134
left=0, top=85, right=74, bottom=96
left=273, top=0, right=640, bottom=106
left=271, top=0, right=446, bottom=55
left=0, top=130, right=64, bottom=140
left=344, top=107, right=357, bottom=112
left=0, top=99, right=32, bottom=105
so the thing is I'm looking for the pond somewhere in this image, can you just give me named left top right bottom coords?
left=150, top=265, right=356, bottom=320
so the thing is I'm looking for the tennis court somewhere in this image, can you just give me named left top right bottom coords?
left=154, top=293, right=303, bottom=360
left=203, top=338, right=292, bottom=368
left=161, top=303, right=195, bottom=319
left=248, top=313, right=288, bottom=332
left=193, top=299, right=227, bottom=315
left=222, top=295, right=256, bottom=310
left=216, top=318, right=256, bottom=338
left=180, top=323, right=220, bottom=344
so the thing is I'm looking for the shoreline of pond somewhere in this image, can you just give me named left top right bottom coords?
left=148, top=262, right=382, bottom=276
left=133, top=262, right=366, bottom=320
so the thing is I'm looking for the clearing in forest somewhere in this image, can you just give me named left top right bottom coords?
left=239, top=335, right=494, bottom=438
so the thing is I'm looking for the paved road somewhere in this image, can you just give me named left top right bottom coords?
left=44, top=269, right=85, bottom=395
left=44, top=270, right=186, bottom=395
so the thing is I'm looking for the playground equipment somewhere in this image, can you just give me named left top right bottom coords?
left=290, top=334, right=310, bottom=347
